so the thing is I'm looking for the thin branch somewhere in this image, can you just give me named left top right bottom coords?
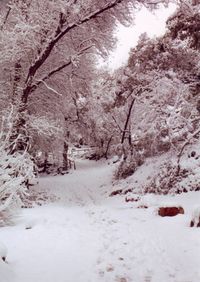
left=36, top=80, right=62, bottom=96
left=1, top=7, right=11, bottom=31
left=111, top=115, right=123, bottom=132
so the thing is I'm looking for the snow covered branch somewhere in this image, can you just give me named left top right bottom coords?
left=30, top=45, right=94, bottom=94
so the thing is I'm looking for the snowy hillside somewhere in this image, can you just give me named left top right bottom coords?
left=114, top=148, right=200, bottom=195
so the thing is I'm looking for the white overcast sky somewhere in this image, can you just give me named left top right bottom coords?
left=103, top=3, right=177, bottom=70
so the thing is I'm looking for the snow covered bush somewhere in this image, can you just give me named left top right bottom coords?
left=142, top=160, right=181, bottom=194
left=140, top=143, right=200, bottom=195
left=0, top=110, right=36, bottom=214
left=0, top=150, right=36, bottom=211
left=142, top=161, right=198, bottom=195
left=115, top=152, right=144, bottom=179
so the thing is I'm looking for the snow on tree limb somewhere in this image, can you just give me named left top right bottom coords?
left=30, top=44, right=94, bottom=94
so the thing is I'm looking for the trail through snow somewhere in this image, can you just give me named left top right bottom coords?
left=0, top=159, right=200, bottom=282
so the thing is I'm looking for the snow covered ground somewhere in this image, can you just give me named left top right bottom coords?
left=0, top=159, right=200, bottom=282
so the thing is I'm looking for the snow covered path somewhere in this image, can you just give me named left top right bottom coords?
left=0, top=159, right=200, bottom=282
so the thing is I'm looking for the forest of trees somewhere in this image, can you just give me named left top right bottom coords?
left=0, top=0, right=200, bottom=211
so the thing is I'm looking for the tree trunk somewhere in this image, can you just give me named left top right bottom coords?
left=12, top=61, right=22, bottom=104
left=121, top=98, right=135, bottom=144
left=62, top=141, right=69, bottom=171
left=104, top=136, right=113, bottom=159
left=9, top=60, right=30, bottom=154
left=9, top=101, right=30, bottom=154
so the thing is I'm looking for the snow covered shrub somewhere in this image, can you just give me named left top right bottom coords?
left=0, top=110, right=36, bottom=213
left=115, top=156, right=137, bottom=179
left=0, top=151, right=36, bottom=211
left=142, top=158, right=200, bottom=195
left=116, top=161, right=135, bottom=179
left=115, top=148, right=144, bottom=179
left=142, top=159, right=190, bottom=194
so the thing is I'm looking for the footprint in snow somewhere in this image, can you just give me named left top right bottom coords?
left=115, top=277, right=129, bottom=282
left=144, top=275, right=152, bottom=282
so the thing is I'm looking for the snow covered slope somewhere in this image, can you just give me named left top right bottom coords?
left=0, top=159, right=200, bottom=282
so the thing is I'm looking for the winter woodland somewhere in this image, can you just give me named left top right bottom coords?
left=0, top=0, right=200, bottom=281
